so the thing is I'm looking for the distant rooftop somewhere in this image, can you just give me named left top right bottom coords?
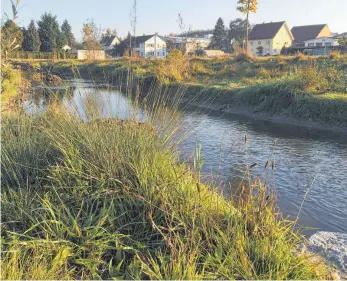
left=291, top=24, right=329, bottom=43
left=249, top=21, right=287, bottom=40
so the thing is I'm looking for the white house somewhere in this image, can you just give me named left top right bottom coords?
left=62, top=45, right=71, bottom=51
left=249, top=21, right=294, bottom=56
left=304, top=37, right=339, bottom=47
left=121, top=34, right=167, bottom=58
left=164, top=36, right=211, bottom=54
left=100, top=35, right=120, bottom=51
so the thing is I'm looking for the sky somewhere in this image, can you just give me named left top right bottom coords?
left=1, top=0, right=347, bottom=41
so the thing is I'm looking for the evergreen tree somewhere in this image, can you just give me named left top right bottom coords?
left=37, top=12, right=64, bottom=52
left=61, top=19, right=76, bottom=48
left=210, top=18, right=226, bottom=50
left=22, top=20, right=41, bottom=51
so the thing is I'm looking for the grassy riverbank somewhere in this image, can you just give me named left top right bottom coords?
left=1, top=72, right=333, bottom=279
left=18, top=53, right=347, bottom=127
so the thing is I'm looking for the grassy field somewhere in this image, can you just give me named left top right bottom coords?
left=15, top=51, right=347, bottom=126
left=1, top=68, right=335, bottom=279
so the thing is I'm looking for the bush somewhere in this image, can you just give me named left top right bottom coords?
left=234, top=51, right=254, bottom=63
left=1, top=64, right=29, bottom=111
left=156, top=49, right=190, bottom=82
left=329, top=50, right=341, bottom=59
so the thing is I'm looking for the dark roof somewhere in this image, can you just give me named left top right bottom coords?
left=291, top=24, right=327, bottom=43
left=249, top=21, right=286, bottom=40
left=101, top=35, right=119, bottom=46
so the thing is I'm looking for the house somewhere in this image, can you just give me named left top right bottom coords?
left=203, top=50, right=225, bottom=57
left=70, top=50, right=106, bottom=60
left=100, top=35, right=120, bottom=51
left=165, top=36, right=211, bottom=54
left=119, top=34, right=167, bottom=58
left=291, top=24, right=332, bottom=46
left=248, top=21, right=294, bottom=56
left=304, top=37, right=339, bottom=47
left=62, top=45, right=71, bottom=51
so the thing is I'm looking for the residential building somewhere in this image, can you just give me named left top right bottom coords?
left=120, top=34, right=167, bottom=58
left=62, top=45, right=71, bottom=51
left=100, top=35, right=120, bottom=51
left=304, top=37, right=339, bottom=47
left=248, top=21, right=294, bottom=56
left=291, top=24, right=332, bottom=46
left=165, top=36, right=211, bottom=54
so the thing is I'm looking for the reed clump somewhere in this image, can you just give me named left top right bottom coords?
left=1, top=81, right=330, bottom=279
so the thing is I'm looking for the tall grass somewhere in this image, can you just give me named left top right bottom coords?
left=1, top=69, right=332, bottom=280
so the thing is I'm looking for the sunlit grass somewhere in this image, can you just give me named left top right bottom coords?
left=1, top=70, right=331, bottom=279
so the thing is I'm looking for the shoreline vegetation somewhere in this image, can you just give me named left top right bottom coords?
left=1, top=54, right=346, bottom=279
left=10, top=51, right=347, bottom=131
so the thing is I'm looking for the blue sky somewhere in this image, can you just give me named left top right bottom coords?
left=1, top=0, right=346, bottom=40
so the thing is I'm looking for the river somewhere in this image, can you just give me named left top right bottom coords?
left=24, top=80, right=347, bottom=235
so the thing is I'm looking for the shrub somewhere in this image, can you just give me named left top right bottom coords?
left=234, top=51, right=254, bottom=63
left=156, top=49, right=190, bottom=81
left=329, top=50, right=341, bottom=59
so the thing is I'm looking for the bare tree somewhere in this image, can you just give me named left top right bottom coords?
left=177, top=14, right=192, bottom=53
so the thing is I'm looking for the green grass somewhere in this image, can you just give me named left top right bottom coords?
left=17, top=53, right=347, bottom=126
left=1, top=77, right=331, bottom=280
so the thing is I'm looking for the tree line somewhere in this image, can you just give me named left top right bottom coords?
left=2, top=13, right=76, bottom=53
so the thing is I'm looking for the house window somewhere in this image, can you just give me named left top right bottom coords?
left=325, top=42, right=332, bottom=47
left=146, top=44, right=154, bottom=48
left=258, top=41, right=261, bottom=45
left=163, top=51, right=165, bottom=56
left=308, top=43, right=314, bottom=47
left=157, top=52, right=160, bottom=56
left=316, top=43, right=323, bottom=47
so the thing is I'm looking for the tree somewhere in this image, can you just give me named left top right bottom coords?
left=1, top=0, right=23, bottom=61
left=61, top=20, right=76, bottom=48
left=229, top=18, right=247, bottom=51
left=256, top=45, right=263, bottom=56
left=22, top=20, right=41, bottom=51
left=82, top=19, right=103, bottom=59
left=1, top=20, right=23, bottom=59
left=210, top=17, right=226, bottom=50
left=237, top=0, right=258, bottom=51
left=338, top=38, right=347, bottom=51
left=37, top=12, right=65, bottom=52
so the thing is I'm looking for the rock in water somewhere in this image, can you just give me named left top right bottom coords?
left=308, top=231, right=347, bottom=275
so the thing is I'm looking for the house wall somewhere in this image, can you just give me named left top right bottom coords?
left=304, top=37, right=339, bottom=47
left=77, top=50, right=106, bottom=60
left=135, top=36, right=167, bottom=58
left=249, top=24, right=292, bottom=56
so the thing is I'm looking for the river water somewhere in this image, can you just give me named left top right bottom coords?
left=24, top=80, right=347, bottom=235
